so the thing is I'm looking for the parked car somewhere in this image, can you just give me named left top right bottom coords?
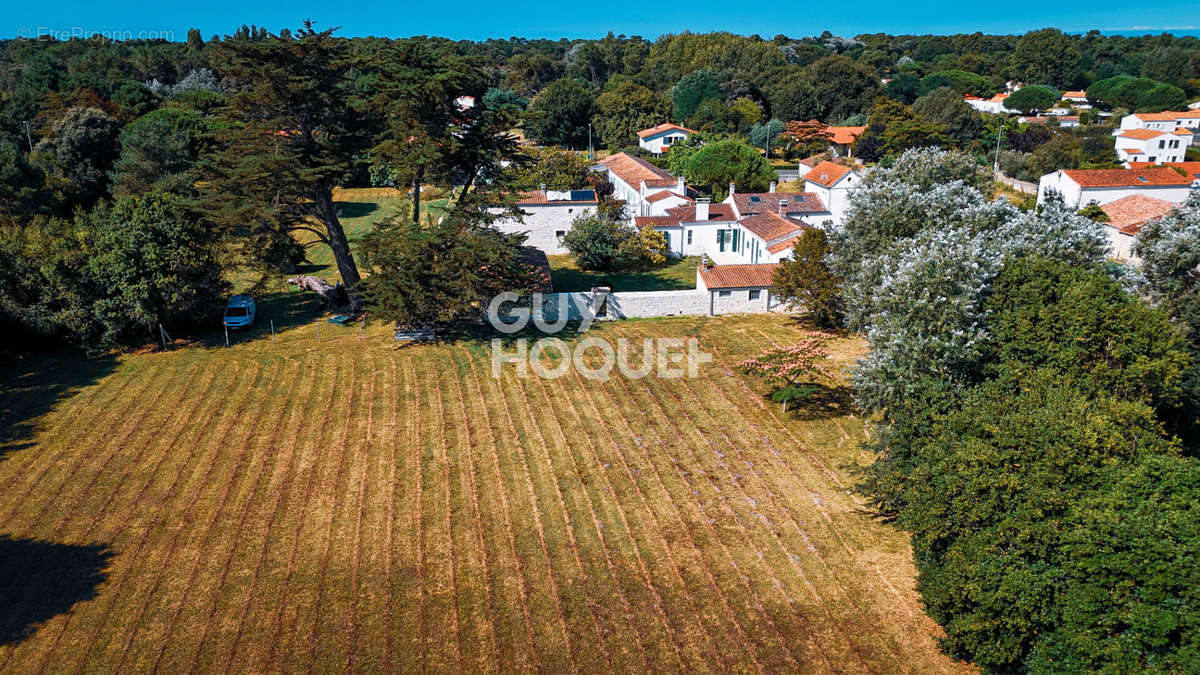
left=223, top=295, right=256, bottom=330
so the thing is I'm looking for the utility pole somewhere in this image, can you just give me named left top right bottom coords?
left=587, top=123, right=594, bottom=161
left=993, top=122, right=1005, bottom=173
left=23, top=121, right=33, bottom=153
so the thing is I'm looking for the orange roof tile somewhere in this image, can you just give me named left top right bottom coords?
left=1134, top=111, right=1200, bottom=122
left=804, top=161, right=853, bottom=188
left=665, top=203, right=737, bottom=222
left=697, top=263, right=779, bottom=290
left=1062, top=90, right=1087, bottom=99
left=1100, top=195, right=1178, bottom=235
left=645, top=190, right=690, bottom=203
left=636, top=123, right=696, bottom=139
left=599, top=152, right=678, bottom=189
left=731, top=192, right=827, bottom=216
left=1173, top=128, right=1194, bottom=135
left=767, top=233, right=804, bottom=254
left=825, top=126, right=866, bottom=145
left=633, top=215, right=682, bottom=228
left=738, top=211, right=807, bottom=243
left=1118, top=128, right=1171, bottom=140
left=1061, top=167, right=1192, bottom=187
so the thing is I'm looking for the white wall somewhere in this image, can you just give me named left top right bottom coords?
left=1038, top=173, right=1192, bottom=208
left=1105, top=227, right=1140, bottom=264
left=638, top=131, right=689, bottom=155
left=491, top=204, right=596, bottom=255
left=529, top=287, right=787, bottom=321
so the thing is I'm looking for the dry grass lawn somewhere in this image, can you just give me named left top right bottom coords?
left=0, top=311, right=969, bottom=673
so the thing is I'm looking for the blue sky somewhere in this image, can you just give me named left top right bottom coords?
left=6, top=0, right=1200, bottom=42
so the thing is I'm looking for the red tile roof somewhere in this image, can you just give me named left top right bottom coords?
left=804, top=161, right=854, bottom=188
left=1061, top=167, right=1192, bottom=188
left=633, top=215, right=682, bottom=228
left=1062, top=90, right=1087, bottom=99
left=665, top=203, right=737, bottom=222
left=636, top=123, right=696, bottom=139
left=730, top=192, right=827, bottom=216
left=738, top=211, right=808, bottom=243
left=1125, top=161, right=1200, bottom=181
left=825, top=126, right=866, bottom=145
left=698, top=263, right=780, bottom=290
left=1134, top=111, right=1200, bottom=121
left=1100, top=195, right=1178, bottom=235
left=515, top=190, right=597, bottom=205
left=599, top=152, right=678, bottom=189
left=1118, top=128, right=1171, bottom=140
left=645, top=190, right=690, bottom=203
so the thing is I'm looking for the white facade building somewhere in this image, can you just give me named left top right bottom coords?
left=489, top=190, right=598, bottom=255
left=1036, top=168, right=1193, bottom=209
left=636, top=123, right=695, bottom=155
left=597, top=152, right=685, bottom=217
left=803, top=161, right=861, bottom=225
left=1113, top=128, right=1192, bottom=165
left=964, top=93, right=1016, bottom=114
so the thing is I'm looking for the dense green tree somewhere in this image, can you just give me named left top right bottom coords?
left=111, top=107, right=208, bottom=196
left=808, top=55, right=880, bottom=122
left=31, top=106, right=121, bottom=210
left=1087, top=75, right=1187, bottom=112
left=854, top=98, right=951, bottom=161
left=84, top=191, right=228, bottom=347
left=770, top=228, right=843, bottom=327
left=913, top=87, right=983, bottom=147
left=1013, top=28, right=1082, bottom=89
left=592, top=79, right=670, bottom=149
left=681, top=138, right=775, bottom=199
left=1026, top=134, right=1084, bottom=176
left=204, top=23, right=375, bottom=303
left=1004, top=85, right=1060, bottom=114
left=506, top=146, right=593, bottom=191
left=670, top=69, right=723, bottom=121
left=917, top=69, right=997, bottom=97
left=1141, top=46, right=1194, bottom=88
left=561, top=214, right=632, bottom=272
left=360, top=212, right=547, bottom=328
left=881, top=72, right=921, bottom=104
left=769, top=74, right=821, bottom=121
left=525, top=77, right=595, bottom=148
left=482, top=87, right=527, bottom=113
left=0, top=141, right=45, bottom=219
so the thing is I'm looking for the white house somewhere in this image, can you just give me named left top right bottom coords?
left=598, top=152, right=685, bottom=217
left=1119, top=110, right=1200, bottom=133
left=489, top=189, right=598, bottom=255
left=636, top=123, right=695, bottom=155
left=643, top=189, right=693, bottom=216
left=825, top=126, right=867, bottom=158
left=1098, top=194, right=1178, bottom=263
left=1114, top=128, right=1192, bottom=165
left=1036, top=168, right=1193, bottom=209
left=695, top=263, right=788, bottom=314
left=803, top=161, right=861, bottom=225
left=634, top=199, right=740, bottom=261
left=1061, top=90, right=1091, bottom=109
left=724, top=184, right=831, bottom=226
left=964, top=93, right=1016, bottom=114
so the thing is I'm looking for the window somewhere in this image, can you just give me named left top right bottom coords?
left=663, top=136, right=674, bottom=146
left=749, top=290, right=761, bottom=300
left=687, top=230, right=693, bottom=245
left=1148, top=158, right=1157, bottom=164
left=717, top=229, right=726, bottom=252
left=1159, top=140, right=1165, bottom=149
left=555, top=230, right=566, bottom=241
left=718, top=290, right=731, bottom=297
left=663, top=232, right=670, bottom=248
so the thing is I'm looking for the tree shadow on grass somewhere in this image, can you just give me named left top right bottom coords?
left=0, top=535, right=113, bottom=645
left=0, top=354, right=117, bottom=463
left=789, top=383, right=858, bottom=421
left=335, top=200, right=379, bottom=220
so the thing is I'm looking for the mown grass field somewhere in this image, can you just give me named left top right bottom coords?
left=0, top=191, right=966, bottom=672
left=547, top=255, right=701, bottom=293
left=0, top=311, right=968, bottom=673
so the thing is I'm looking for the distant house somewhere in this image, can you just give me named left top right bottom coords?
left=1061, top=90, right=1091, bottom=109
left=824, top=126, right=867, bottom=157
left=725, top=184, right=831, bottom=225
left=636, top=123, right=696, bottom=155
left=1020, top=115, right=1080, bottom=128
left=1099, top=194, right=1178, bottom=263
left=803, top=161, right=861, bottom=224
left=1119, top=111, right=1200, bottom=133
left=1114, top=128, right=1192, bottom=165
left=489, top=189, right=598, bottom=255
left=696, top=263, right=788, bottom=314
left=1037, top=168, right=1193, bottom=209
left=598, top=152, right=685, bottom=217
left=964, top=93, right=1015, bottom=114
left=795, top=155, right=825, bottom=180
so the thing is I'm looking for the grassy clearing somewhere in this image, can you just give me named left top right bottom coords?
left=0, top=311, right=968, bottom=672
left=547, top=255, right=701, bottom=293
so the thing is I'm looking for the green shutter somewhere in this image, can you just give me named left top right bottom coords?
left=732, top=230, right=739, bottom=251
left=718, top=229, right=725, bottom=252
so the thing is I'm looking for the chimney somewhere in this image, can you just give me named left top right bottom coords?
left=695, top=198, right=710, bottom=222
left=728, top=182, right=736, bottom=197
left=769, top=180, right=777, bottom=193
left=778, top=198, right=789, bottom=215
left=701, top=253, right=712, bottom=269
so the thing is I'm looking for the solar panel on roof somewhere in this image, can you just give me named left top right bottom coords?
left=749, top=196, right=761, bottom=202
left=570, top=190, right=596, bottom=201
